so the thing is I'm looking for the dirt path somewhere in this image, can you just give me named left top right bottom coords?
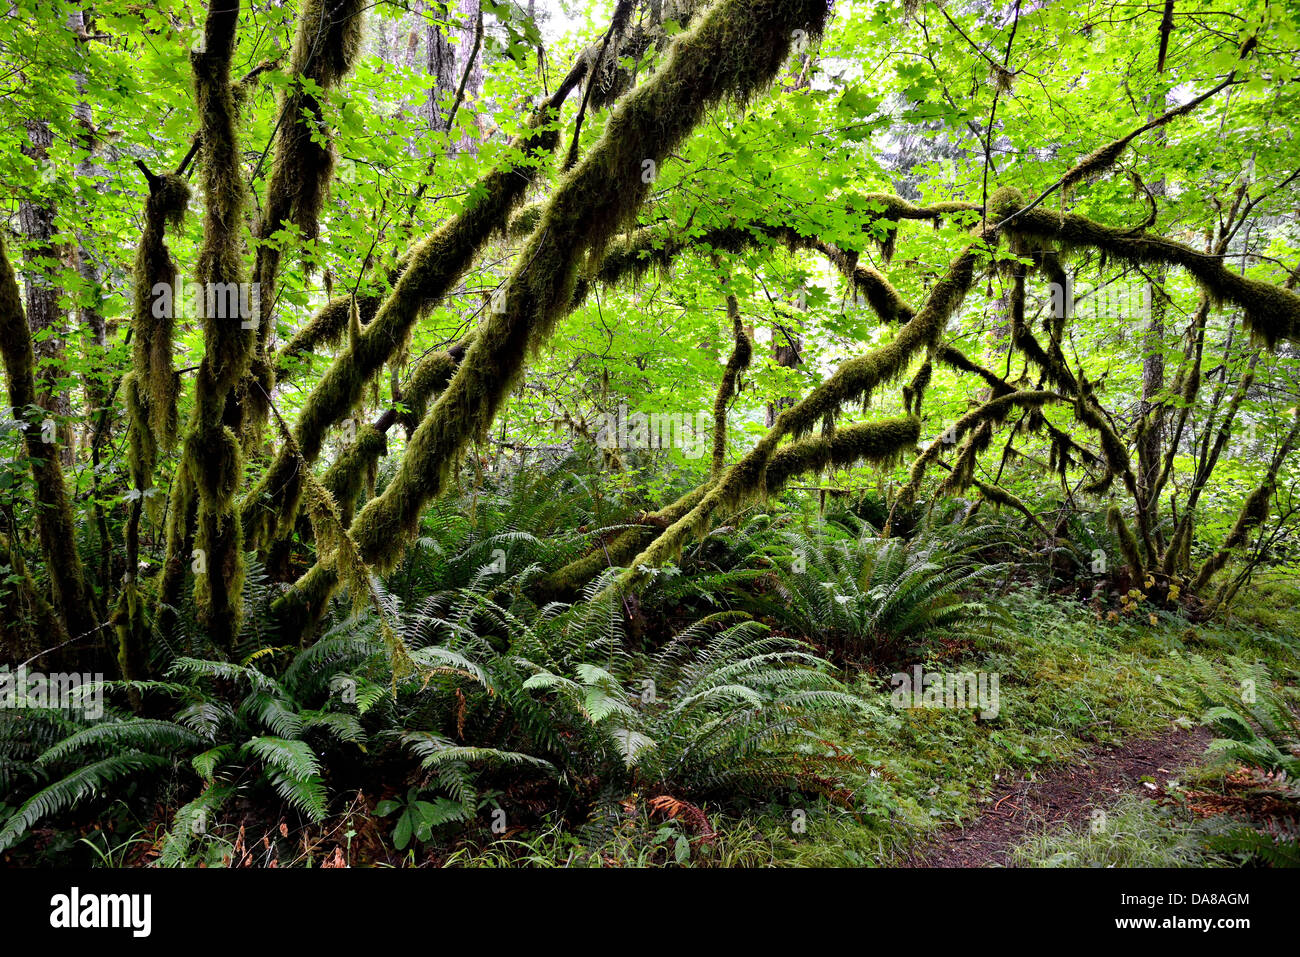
left=906, top=725, right=1211, bottom=867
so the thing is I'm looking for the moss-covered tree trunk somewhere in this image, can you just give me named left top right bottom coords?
left=0, top=235, right=98, bottom=659
left=277, top=0, right=838, bottom=634
left=176, top=0, right=254, bottom=647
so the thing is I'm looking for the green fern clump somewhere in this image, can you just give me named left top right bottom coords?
left=0, top=642, right=387, bottom=858
left=518, top=608, right=877, bottom=802
left=1188, top=655, right=1300, bottom=866
left=725, top=511, right=1009, bottom=665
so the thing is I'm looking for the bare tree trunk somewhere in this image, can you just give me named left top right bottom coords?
left=1137, top=14, right=1175, bottom=547
left=71, top=23, right=116, bottom=593
left=765, top=325, right=802, bottom=428
left=426, top=3, right=457, bottom=131
left=18, top=118, right=73, bottom=465
left=454, top=0, right=483, bottom=155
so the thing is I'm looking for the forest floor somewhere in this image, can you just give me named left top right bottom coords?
left=906, top=725, right=1211, bottom=867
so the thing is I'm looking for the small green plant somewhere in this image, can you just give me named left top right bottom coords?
left=375, top=787, right=471, bottom=851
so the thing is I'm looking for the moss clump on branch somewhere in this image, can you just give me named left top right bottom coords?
left=617, top=240, right=988, bottom=585
left=245, top=96, right=568, bottom=551
left=779, top=243, right=982, bottom=444
left=902, top=359, right=931, bottom=415
left=275, top=294, right=382, bottom=382
left=765, top=417, right=921, bottom=492
left=1005, top=206, right=1300, bottom=349
left=322, top=425, right=389, bottom=527
left=889, top=390, right=1056, bottom=528
left=404, top=339, right=470, bottom=426
left=1192, top=413, right=1300, bottom=592
left=253, top=0, right=365, bottom=356
left=506, top=201, right=545, bottom=239
left=971, top=478, right=1049, bottom=536
left=936, top=345, right=1014, bottom=397
left=532, top=484, right=711, bottom=602
left=261, top=0, right=365, bottom=239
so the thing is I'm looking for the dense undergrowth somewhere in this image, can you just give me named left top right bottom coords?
left=2, top=458, right=1297, bottom=868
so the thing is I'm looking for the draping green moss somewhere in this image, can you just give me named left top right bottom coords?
left=339, top=0, right=836, bottom=581
left=130, top=172, right=189, bottom=455
left=1107, top=504, right=1145, bottom=583
left=971, top=478, right=1049, bottom=535
left=764, top=416, right=921, bottom=492
left=890, top=390, right=1056, bottom=527
left=1007, top=206, right=1300, bottom=349
left=245, top=95, right=567, bottom=551
left=175, top=1, right=251, bottom=646
left=618, top=240, right=986, bottom=583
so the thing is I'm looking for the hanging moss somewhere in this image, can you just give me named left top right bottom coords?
left=1006, top=258, right=1078, bottom=395
left=936, top=345, right=1015, bottom=397
left=322, top=425, right=388, bottom=527
left=902, top=358, right=932, bottom=415
left=1073, top=391, right=1151, bottom=558
left=847, top=192, right=978, bottom=263
left=404, top=339, right=469, bottom=425
left=0, top=532, right=69, bottom=662
left=580, top=216, right=926, bottom=329
left=580, top=0, right=706, bottom=112
left=1038, top=248, right=1069, bottom=344
left=244, top=91, right=570, bottom=551
left=1107, top=504, right=1145, bottom=584
left=889, top=390, right=1056, bottom=527
left=332, top=0, right=837, bottom=582
left=506, top=201, right=545, bottom=239
left=971, top=478, right=1049, bottom=536
left=278, top=421, right=412, bottom=677
left=231, top=2, right=367, bottom=466
left=266, top=0, right=363, bottom=240
left=1192, top=414, right=1300, bottom=592
left=617, top=240, right=987, bottom=584
left=779, top=242, right=981, bottom=444
left=765, top=416, right=921, bottom=492
left=123, top=374, right=156, bottom=494
left=1003, top=206, right=1300, bottom=349
left=170, top=0, right=253, bottom=647
left=275, top=294, right=382, bottom=382
left=532, top=483, right=711, bottom=602
left=130, top=171, right=190, bottom=452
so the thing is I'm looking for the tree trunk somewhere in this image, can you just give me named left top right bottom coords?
left=18, top=118, right=73, bottom=465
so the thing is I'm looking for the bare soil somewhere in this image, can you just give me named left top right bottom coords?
left=906, top=725, right=1212, bottom=867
